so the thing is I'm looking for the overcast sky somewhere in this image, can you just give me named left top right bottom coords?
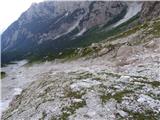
left=0, top=0, right=45, bottom=33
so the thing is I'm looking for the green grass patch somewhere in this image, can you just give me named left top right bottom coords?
left=123, top=109, right=158, bottom=120
left=150, top=19, right=160, bottom=36
left=100, top=90, right=133, bottom=103
left=64, top=90, right=85, bottom=99
left=100, top=93, right=112, bottom=103
left=1, top=71, right=6, bottom=79
left=110, top=23, right=148, bottom=41
left=113, top=90, right=132, bottom=103
left=60, top=100, right=86, bottom=120
left=134, top=80, right=160, bottom=88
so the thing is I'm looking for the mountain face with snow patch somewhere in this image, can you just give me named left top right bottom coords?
left=1, top=1, right=159, bottom=64
left=1, top=1, right=129, bottom=63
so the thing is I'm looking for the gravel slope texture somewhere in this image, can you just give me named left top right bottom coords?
left=1, top=18, right=160, bottom=120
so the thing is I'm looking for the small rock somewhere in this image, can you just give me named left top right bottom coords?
left=87, top=111, right=96, bottom=117
left=117, top=45, right=133, bottom=58
left=117, top=110, right=128, bottom=117
left=119, top=76, right=130, bottom=82
left=73, top=99, right=83, bottom=103
left=98, top=48, right=109, bottom=56
left=145, top=40, right=156, bottom=48
left=113, top=85, right=121, bottom=89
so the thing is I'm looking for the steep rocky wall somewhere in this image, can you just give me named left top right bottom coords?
left=1, top=1, right=127, bottom=64
left=140, top=1, right=160, bottom=22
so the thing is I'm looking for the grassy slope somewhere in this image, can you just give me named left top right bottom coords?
left=27, top=13, right=141, bottom=63
left=60, top=16, right=160, bottom=61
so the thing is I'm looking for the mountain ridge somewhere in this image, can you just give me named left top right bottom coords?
left=1, top=1, right=160, bottom=65
left=1, top=1, right=132, bottom=64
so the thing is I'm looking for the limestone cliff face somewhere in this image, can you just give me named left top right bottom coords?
left=2, top=1, right=159, bottom=64
left=140, top=1, right=160, bottom=22
left=1, top=1, right=127, bottom=63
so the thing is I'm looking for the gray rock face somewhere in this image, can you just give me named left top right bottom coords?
left=1, top=1, right=127, bottom=63
left=140, top=1, right=160, bottom=22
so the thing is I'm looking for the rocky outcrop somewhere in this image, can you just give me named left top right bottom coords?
left=140, top=1, right=160, bottom=22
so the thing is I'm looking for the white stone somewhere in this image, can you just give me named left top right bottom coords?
left=87, top=111, right=96, bottom=117
left=117, top=110, right=128, bottom=117
left=13, top=88, right=22, bottom=95
left=70, top=79, right=101, bottom=91
left=73, top=99, right=83, bottom=103
left=119, top=76, right=130, bottom=82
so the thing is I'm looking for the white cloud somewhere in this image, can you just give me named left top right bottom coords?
left=0, top=0, right=44, bottom=33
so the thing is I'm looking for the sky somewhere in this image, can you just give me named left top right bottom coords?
left=0, top=0, right=45, bottom=34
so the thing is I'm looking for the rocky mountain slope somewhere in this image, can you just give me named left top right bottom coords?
left=1, top=17, right=160, bottom=119
left=1, top=1, right=160, bottom=120
left=140, top=1, right=160, bottom=22
left=2, top=1, right=141, bottom=64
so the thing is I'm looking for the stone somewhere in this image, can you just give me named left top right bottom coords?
left=117, top=110, right=128, bottom=117
left=98, top=48, right=109, bottom=56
